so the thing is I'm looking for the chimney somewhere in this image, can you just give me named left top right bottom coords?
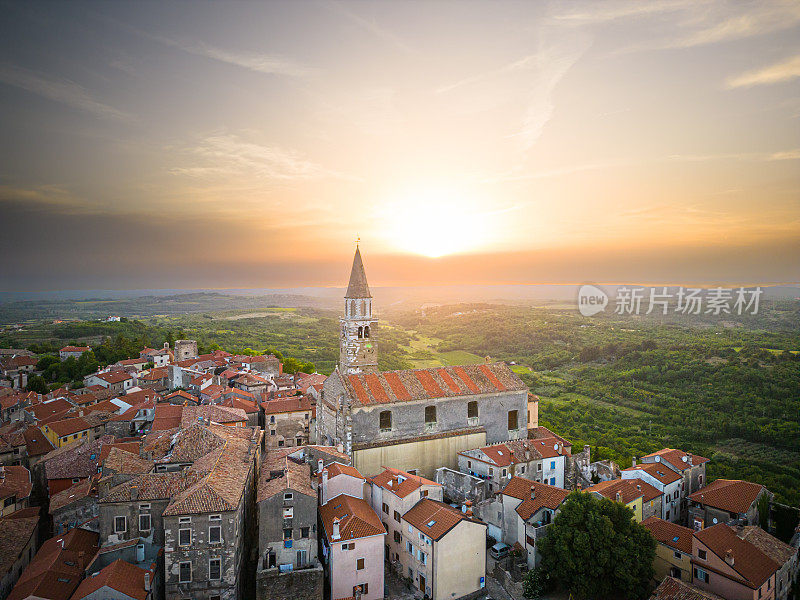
left=615, top=491, right=622, bottom=503
left=144, top=572, right=151, bottom=592
left=332, top=517, right=341, bottom=540
left=632, top=457, right=637, bottom=468
left=687, top=453, right=693, bottom=466
left=317, top=459, right=324, bottom=475
left=724, top=549, right=734, bottom=566
left=530, top=485, right=536, bottom=500
left=336, top=443, right=344, bottom=454
left=461, top=503, right=467, bottom=513
left=130, top=486, right=139, bottom=501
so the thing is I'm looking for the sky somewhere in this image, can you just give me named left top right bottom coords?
left=0, top=0, right=798, bottom=291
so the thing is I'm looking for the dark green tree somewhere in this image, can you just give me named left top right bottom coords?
left=537, top=492, right=655, bottom=600
left=26, top=375, right=49, bottom=394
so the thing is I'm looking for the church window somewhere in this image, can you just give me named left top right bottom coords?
left=364, top=326, right=370, bottom=338
left=361, top=300, right=367, bottom=315
left=467, top=401, right=478, bottom=419
left=424, top=406, right=437, bottom=424
left=358, top=326, right=363, bottom=339
left=379, top=410, right=392, bottom=431
left=507, top=410, right=518, bottom=431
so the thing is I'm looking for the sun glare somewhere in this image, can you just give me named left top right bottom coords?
left=381, top=185, right=492, bottom=258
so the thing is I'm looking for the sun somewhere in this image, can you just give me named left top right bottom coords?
left=381, top=184, right=491, bottom=258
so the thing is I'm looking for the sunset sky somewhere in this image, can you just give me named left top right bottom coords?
left=1, top=1, right=798, bottom=291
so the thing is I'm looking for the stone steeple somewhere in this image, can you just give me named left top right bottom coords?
left=339, top=245, right=378, bottom=374
left=345, top=246, right=371, bottom=299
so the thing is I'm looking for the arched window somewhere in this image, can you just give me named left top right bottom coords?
left=467, top=401, right=478, bottom=420
left=357, top=326, right=363, bottom=338
left=362, top=299, right=367, bottom=315
left=424, top=405, right=437, bottom=424
left=379, top=410, right=392, bottom=431
left=364, top=326, right=370, bottom=338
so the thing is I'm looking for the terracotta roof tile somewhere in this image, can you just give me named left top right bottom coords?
left=642, top=448, right=709, bottom=471
left=49, top=479, right=93, bottom=514
left=402, top=497, right=481, bottom=541
left=586, top=479, right=644, bottom=505
left=649, top=576, right=726, bottom=600
left=501, top=477, right=570, bottom=521
left=0, top=510, right=39, bottom=578
left=642, top=517, right=693, bottom=554
left=320, top=494, right=384, bottom=542
left=689, top=479, right=765, bottom=514
left=694, top=523, right=779, bottom=589
left=71, top=559, right=151, bottom=600
left=257, top=450, right=315, bottom=502
left=738, top=525, right=795, bottom=566
left=370, top=467, right=439, bottom=499
left=623, top=462, right=682, bottom=485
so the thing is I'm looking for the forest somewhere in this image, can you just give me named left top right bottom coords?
left=390, top=303, right=800, bottom=506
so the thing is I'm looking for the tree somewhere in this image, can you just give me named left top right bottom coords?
left=537, top=492, right=655, bottom=600
left=523, top=566, right=554, bottom=599
left=26, top=375, right=49, bottom=394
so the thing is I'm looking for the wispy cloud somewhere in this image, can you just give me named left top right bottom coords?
left=156, top=37, right=313, bottom=78
left=170, top=133, right=359, bottom=182
left=668, top=150, right=800, bottom=162
left=326, top=1, right=415, bottom=54
left=0, top=64, right=129, bottom=120
left=553, top=0, right=698, bottom=24
left=673, top=2, right=800, bottom=48
left=726, top=54, right=800, bottom=89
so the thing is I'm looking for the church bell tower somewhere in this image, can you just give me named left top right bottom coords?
left=339, top=244, right=378, bottom=374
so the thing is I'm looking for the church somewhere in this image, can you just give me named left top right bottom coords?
left=319, top=246, right=530, bottom=478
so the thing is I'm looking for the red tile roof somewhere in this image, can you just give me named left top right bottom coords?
left=641, top=517, right=693, bottom=554
left=649, top=576, right=726, bottom=600
left=501, top=477, right=570, bottom=521
left=343, top=362, right=525, bottom=406
left=370, top=467, right=440, bottom=499
left=642, top=448, right=709, bottom=471
left=623, top=462, right=682, bottom=485
left=0, top=509, right=39, bottom=580
left=694, top=523, right=779, bottom=589
left=8, top=527, right=99, bottom=600
left=586, top=479, right=644, bottom=505
left=324, top=462, right=364, bottom=481
left=261, top=396, right=312, bottom=415
left=92, top=371, right=132, bottom=385
left=71, top=559, right=151, bottom=600
left=151, top=404, right=183, bottom=431
left=689, top=479, right=765, bottom=514
left=49, top=479, right=93, bottom=514
left=60, top=346, right=90, bottom=353
left=257, top=449, right=315, bottom=502
left=320, top=494, right=385, bottom=542
left=0, top=465, right=32, bottom=502
left=403, top=497, right=482, bottom=540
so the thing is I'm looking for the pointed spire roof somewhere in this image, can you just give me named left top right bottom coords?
left=345, top=245, right=371, bottom=298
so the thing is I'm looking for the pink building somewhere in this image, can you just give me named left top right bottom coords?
left=692, top=524, right=780, bottom=600
left=319, top=463, right=385, bottom=600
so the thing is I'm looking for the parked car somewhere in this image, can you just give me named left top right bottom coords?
left=489, top=542, right=509, bottom=560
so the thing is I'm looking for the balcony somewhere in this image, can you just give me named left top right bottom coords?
left=424, top=422, right=437, bottom=433
left=467, top=417, right=479, bottom=427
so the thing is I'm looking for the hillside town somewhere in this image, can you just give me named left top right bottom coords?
left=0, top=248, right=797, bottom=600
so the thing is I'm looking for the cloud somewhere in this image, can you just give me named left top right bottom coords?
left=170, top=134, right=359, bottom=182
left=156, top=37, right=312, bottom=78
left=673, top=2, right=800, bottom=48
left=667, top=150, right=800, bottom=162
left=0, top=63, right=130, bottom=120
left=326, top=1, right=415, bottom=54
left=553, top=0, right=697, bottom=24
left=726, top=54, right=800, bottom=88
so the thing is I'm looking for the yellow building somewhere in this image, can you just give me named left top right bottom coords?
left=401, top=498, right=487, bottom=600
left=585, top=479, right=644, bottom=522
left=641, top=516, right=693, bottom=583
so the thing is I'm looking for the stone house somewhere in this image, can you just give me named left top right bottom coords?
left=738, top=525, right=798, bottom=600
left=84, top=372, right=134, bottom=394
left=43, top=435, right=114, bottom=495
left=241, top=355, right=281, bottom=377
left=688, top=479, right=772, bottom=531
left=257, top=449, right=319, bottom=571
left=50, top=479, right=97, bottom=534
left=0, top=507, right=40, bottom=600
left=400, top=498, right=487, bottom=600
left=99, top=423, right=262, bottom=600
left=0, top=425, right=54, bottom=469
left=457, top=437, right=567, bottom=495
left=622, top=462, right=683, bottom=522
left=232, top=373, right=270, bottom=396
left=641, top=516, right=694, bottom=583
left=0, top=465, right=32, bottom=517
left=497, top=477, right=570, bottom=569
left=366, top=467, right=442, bottom=570
left=42, top=413, right=111, bottom=448
left=433, top=467, right=488, bottom=504
left=173, top=340, right=198, bottom=363
left=261, top=396, right=312, bottom=449
left=7, top=526, right=99, bottom=600
left=60, top=346, right=91, bottom=361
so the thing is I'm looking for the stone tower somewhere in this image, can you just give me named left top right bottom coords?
left=339, top=245, right=378, bottom=374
